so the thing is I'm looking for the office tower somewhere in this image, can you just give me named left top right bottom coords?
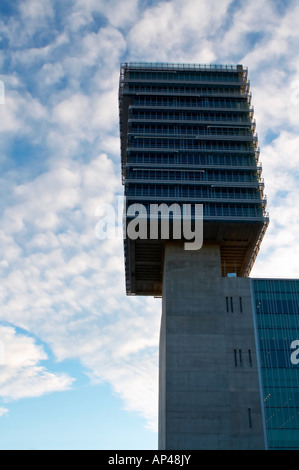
left=118, top=62, right=272, bottom=449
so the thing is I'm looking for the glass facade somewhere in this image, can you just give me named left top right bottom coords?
left=120, top=63, right=264, bottom=223
left=252, top=279, right=299, bottom=449
left=119, top=63, right=269, bottom=294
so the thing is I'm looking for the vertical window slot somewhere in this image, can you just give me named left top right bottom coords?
left=248, top=349, right=252, bottom=367
left=248, top=408, right=252, bottom=428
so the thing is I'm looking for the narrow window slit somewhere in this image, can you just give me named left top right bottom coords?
left=248, top=408, right=252, bottom=428
left=248, top=349, right=252, bottom=367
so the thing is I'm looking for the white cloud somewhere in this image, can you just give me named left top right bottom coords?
left=128, top=0, right=232, bottom=62
left=37, top=62, right=65, bottom=87
left=0, top=408, right=9, bottom=417
left=0, top=86, right=48, bottom=140
left=2, top=153, right=119, bottom=236
left=72, top=0, right=140, bottom=29
left=18, top=0, right=54, bottom=22
left=260, top=132, right=299, bottom=204
left=217, top=0, right=278, bottom=58
left=53, top=93, right=91, bottom=133
left=56, top=25, right=125, bottom=92
left=0, top=325, right=74, bottom=401
left=0, top=138, right=161, bottom=427
left=252, top=130, right=299, bottom=279
left=97, top=350, right=159, bottom=430
left=71, top=296, right=161, bottom=430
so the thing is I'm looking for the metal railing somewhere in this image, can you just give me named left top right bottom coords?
left=132, top=100, right=254, bottom=114
left=127, top=188, right=265, bottom=201
left=129, top=112, right=254, bottom=126
left=128, top=139, right=256, bottom=151
left=130, top=127, right=256, bottom=138
left=128, top=169, right=259, bottom=183
left=121, top=62, right=247, bottom=72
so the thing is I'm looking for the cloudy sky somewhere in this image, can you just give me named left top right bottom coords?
left=0, top=0, right=298, bottom=450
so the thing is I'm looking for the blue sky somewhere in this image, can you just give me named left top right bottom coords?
left=0, top=0, right=298, bottom=450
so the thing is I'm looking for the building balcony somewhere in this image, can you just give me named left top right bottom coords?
left=131, top=100, right=252, bottom=111
left=127, top=162, right=259, bottom=171
left=127, top=138, right=257, bottom=152
left=124, top=199, right=267, bottom=221
left=127, top=193, right=266, bottom=205
left=122, top=86, right=250, bottom=99
left=129, top=116, right=254, bottom=128
left=126, top=178, right=260, bottom=189
left=129, top=129, right=257, bottom=141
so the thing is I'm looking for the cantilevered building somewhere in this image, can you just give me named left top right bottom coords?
left=119, top=62, right=268, bottom=296
left=117, top=62, right=298, bottom=450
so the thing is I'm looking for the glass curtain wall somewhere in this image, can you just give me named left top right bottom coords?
left=252, top=279, right=299, bottom=449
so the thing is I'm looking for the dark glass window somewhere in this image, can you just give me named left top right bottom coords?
left=253, top=279, right=299, bottom=449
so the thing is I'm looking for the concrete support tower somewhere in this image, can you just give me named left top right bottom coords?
left=159, top=244, right=265, bottom=449
left=118, top=62, right=269, bottom=449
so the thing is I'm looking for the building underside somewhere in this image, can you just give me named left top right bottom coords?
left=124, top=218, right=268, bottom=295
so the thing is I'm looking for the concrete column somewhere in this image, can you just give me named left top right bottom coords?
left=159, top=242, right=265, bottom=450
